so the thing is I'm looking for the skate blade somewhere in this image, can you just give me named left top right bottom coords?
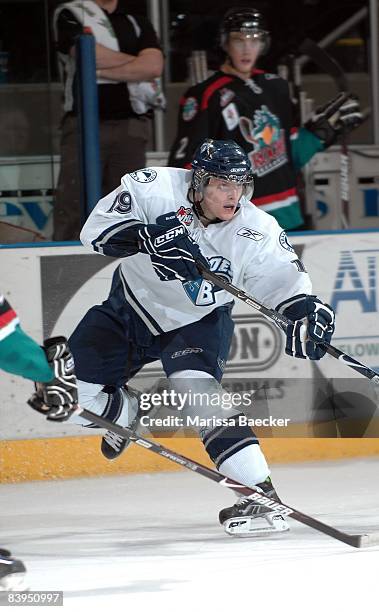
left=224, top=514, right=290, bottom=537
left=0, top=572, right=27, bottom=591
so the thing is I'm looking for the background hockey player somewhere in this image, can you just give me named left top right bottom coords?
left=0, top=295, right=78, bottom=589
left=50, top=138, right=335, bottom=536
left=168, top=7, right=363, bottom=230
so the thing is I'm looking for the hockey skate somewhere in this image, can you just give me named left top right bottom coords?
left=0, top=549, right=26, bottom=591
left=219, top=478, right=290, bottom=537
left=101, top=386, right=141, bottom=460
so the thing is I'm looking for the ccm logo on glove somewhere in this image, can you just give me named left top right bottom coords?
left=154, top=225, right=186, bottom=246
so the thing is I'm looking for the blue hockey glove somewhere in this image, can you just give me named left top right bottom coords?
left=278, top=295, right=335, bottom=360
left=138, top=217, right=209, bottom=282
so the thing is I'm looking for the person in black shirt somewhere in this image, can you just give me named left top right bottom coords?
left=53, top=0, right=164, bottom=241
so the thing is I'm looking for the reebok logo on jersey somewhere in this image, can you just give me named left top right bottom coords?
left=237, top=227, right=264, bottom=241
left=154, top=226, right=186, bottom=246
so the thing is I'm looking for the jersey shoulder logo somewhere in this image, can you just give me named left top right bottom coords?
left=237, top=227, right=264, bottom=241
left=130, top=168, right=157, bottom=183
left=182, top=97, right=198, bottom=122
left=107, top=191, right=132, bottom=214
left=279, top=230, right=295, bottom=253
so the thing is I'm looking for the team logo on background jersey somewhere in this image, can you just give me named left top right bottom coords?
left=279, top=230, right=295, bottom=253
left=237, top=227, right=264, bottom=241
left=107, top=191, right=132, bottom=214
left=176, top=206, right=193, bottom=226
left=182, top=97, right=198, bottom=122
left=219, top=88, right=235, bottom=107
left=222, top=102, right=240, bottom=131
left=239, top=106, right=287, bottom=177
left=130, top=168, right=157, bottom=183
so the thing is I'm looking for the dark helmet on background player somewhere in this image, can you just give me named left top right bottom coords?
left=219, top=7, right=270, bottom=55
left=190, top=139, right=254, bottom=201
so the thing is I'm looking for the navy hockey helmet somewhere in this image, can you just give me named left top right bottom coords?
left=219, top=7, right=270, bottom=54
left=191, top=139, right=254, bottom=200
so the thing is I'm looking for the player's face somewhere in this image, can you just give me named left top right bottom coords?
left=202, top=177, right=243, bottom=221
left=226, top=33, right=262, bottom=75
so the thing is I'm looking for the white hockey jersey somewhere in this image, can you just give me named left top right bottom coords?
left=80, top=167, right=312, bottom=334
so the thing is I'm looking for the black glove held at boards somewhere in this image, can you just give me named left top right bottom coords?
left=305, top=92, right=363, bottom=147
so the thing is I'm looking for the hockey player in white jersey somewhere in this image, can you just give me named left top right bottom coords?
left=66, top=139, right=335, bottom=536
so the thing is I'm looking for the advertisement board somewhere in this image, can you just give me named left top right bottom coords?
left=0, top=230, right=378, bottom=441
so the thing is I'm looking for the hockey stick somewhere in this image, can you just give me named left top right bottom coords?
left=299, top=39, right=350, bottom=228
left=196, top=262, right=379, bottom=385
left=76, top=405, right=379, bottom=548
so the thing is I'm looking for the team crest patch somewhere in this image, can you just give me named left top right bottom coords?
left=239, top=105, right=287, bottom=177
left=182, top=256, right=232, bottom=306
left=176, top=205, right=193, bottom=226
left=279, top=230, right=295, bottom=253
left=237, top=227, right=264, bottom=241
left=130, top=168, right=157, bottom=183
left=182, top=97, right=198, bottom=122
left=107, top=191, right=132, bottom=214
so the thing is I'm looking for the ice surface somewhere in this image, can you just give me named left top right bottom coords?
left=1, top=458, right=378, bottom=611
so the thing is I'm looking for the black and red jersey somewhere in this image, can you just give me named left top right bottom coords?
left=169, top=70, right=322, bottom=229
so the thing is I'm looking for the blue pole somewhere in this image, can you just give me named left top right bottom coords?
left=76, top=28, right=102, bottom=222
